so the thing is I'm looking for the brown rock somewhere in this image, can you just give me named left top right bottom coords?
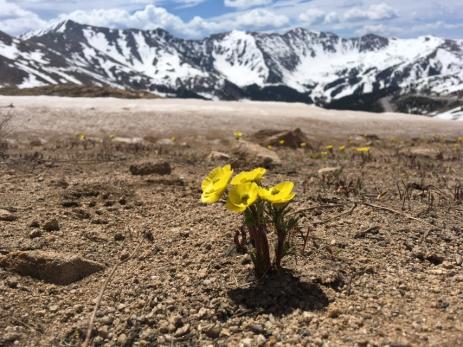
left=43, top=219, right=60, bottom=232
left=207, top=151, right=230, bottom=161
left=318, top=166, right=342, bottom=177
left=130, top=161, right=172, bottom=176
left=400, top=147, right=442, bottom=160
left=233, top=140, right=281, bottom=167
left=0, top=209, right=17, bottom=222
left=0, top=251, right=105, bottom=285
left=260, top=128, right=312, bottom=149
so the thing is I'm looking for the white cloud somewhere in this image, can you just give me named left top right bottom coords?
left=298, top=9, right=325, bottom=25
left=224, top=0, right=272, bottom=10
left=174, top=0, right=207, bottom=7
left=324, top=3, right=397, bottom=24
left=0, top=0, right=47, bottom=35
left=234, top=9, right=288, bottom=28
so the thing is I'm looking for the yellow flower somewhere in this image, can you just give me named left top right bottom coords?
left=231, top=167, right=266, bottom=185
left=268, top=145, right=273, bottom=149
left=458, top=136, right=463, bottom=143
left=234, top=131, right=243, bottom=140
left=201, top=164, right=233, bottom=204
left=300, top=142, right=307, bottom=148
left=78, top=133, right=86, bottom=141
left=338, top=145, right=346, bottom=152
left=279, top=139, right=285, bottom=145
left=259, top=181, right=296, bottom=204
left=325, top=145, right=334, bottom=152
left=355, top=146, right=370, bottom=153
left=320, top=151, right=329, bottom=157
left=226, top=182, right=259, bottom=213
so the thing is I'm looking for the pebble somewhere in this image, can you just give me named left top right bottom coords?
left=29, top=229, right=42, bottom=239
left=49, top=304, right=59, bottom=312
left=174, top=324, right=190, bottom=337
left=117, top=333, right=128, bottom=345
left=0, top=209, right=17, bottom=221
left=328, top=307, right=342, bottom=318
left=204, top=326, right=221, bottom=339
left=43, top=219, right=60, bottom=232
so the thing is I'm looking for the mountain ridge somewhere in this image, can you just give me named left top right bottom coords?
left=1, top=20, right=463, bottom=117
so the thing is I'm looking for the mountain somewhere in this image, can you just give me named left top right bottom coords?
left=1, top=20, right=463, bottom=117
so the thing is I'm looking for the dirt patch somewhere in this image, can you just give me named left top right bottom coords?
left=0, top=103, right=462, bottom=346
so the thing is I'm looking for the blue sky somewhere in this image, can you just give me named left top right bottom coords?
left=1, top=0, right=463, bottom=39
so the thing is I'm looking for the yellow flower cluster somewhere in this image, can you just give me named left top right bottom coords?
left=234, top=131, right=243, bottom=140
left=355, top=146, right=370, bottom=153
left=201, top=165, right=296, bottom=213
left=458, top=136, right=463, bottom=143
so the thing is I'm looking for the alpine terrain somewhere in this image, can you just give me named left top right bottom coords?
left=1, top=20, right=462, bottom=118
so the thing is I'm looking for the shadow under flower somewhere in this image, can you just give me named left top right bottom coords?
left=228, top=271, right=329, bottom=316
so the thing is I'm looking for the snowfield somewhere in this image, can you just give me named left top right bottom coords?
left=1, top=96, right=461, bottom=138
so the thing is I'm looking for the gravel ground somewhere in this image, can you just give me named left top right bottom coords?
left=0, top=98, right=462, bottom=347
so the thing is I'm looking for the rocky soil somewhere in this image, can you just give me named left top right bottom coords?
left=0, top=98, right=462, bottom=347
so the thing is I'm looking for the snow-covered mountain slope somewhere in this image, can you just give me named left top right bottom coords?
left=2, top=20, right=463, bottom=115
left=435, top=106, right=463, bottom=121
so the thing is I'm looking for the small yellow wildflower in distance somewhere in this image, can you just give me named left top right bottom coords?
left=279, top=139, right=285, bottom=145
left=259, top=181, right=296, bottom=204
left=458, top=136, right=463, bottom=143
left=300, top=142, right=307, bottom=148
left=338, top=145, right=346, bottom=152
left=201, top=164, right=233, bottom=204
left=234, top=131, right=243, bottom=140
left=231, top=167, right=266, bottom=185
left=355, top=146, right=370, bottom=153
left=320, top=151, right=329, bottom=157
left=325, top=145, right=334, bottom=152
left=78, top=133, right=86, bottom=141
left=226, top=182, right=259, bottom=213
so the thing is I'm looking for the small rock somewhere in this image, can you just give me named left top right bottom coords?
left=1, top=332, right=21, bottom=344
left=256, top=334, right=267, bottom=346
left=156, top=138, right=175, bottom=146
left=0, top=250, right=105, bottom=285
left=197, top=308, right=210, bottom=319
left=6, top=277, right=18, bottom=288
left=455, top=254, right=462, bottom=266
left=204, top=326, right=221, bottom=339
left=207, top=151, right=230, bottom=161
left=256, top=128, right=312, bottom=149
left=169, top=315, right=183, bottom=328
left=114, top=233, right=125, bottom=241
left=318, top=166, right=342, bottom=177
left=29, top=229, right=42, bottom=239
left=0, top=209, right=17, bottom=222
left=49, top=304, right=59, bottom=312
left=43, top=219, right=60, bottom=232
left=400, top=147, right=442, bottom=160
left=174, top=324, right=190, bottom=337
left=328, top=307, right=342, bottom=318
left=233, top=140, right=281, bottom=168
left=240, top=337, right=254, bottom=347
left=62, top=200, right=80, bottom=208
left=130, top=161, right=172, bottom=176
left=117, top=333, right=128, bottom=345
left=29, top=220, right=40, bottom=228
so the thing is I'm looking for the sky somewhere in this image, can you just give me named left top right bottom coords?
left=1, top=0, right=463, bottom=39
